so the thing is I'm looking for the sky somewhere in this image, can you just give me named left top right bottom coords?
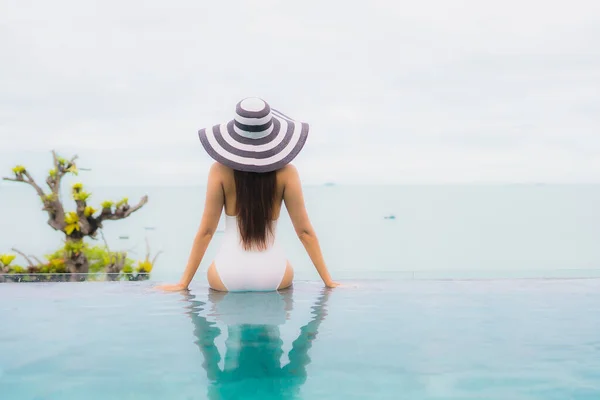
left=1, top=0, right=599, bottom=186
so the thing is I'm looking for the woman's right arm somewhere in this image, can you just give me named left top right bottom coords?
left=282, top=165, right=339, bottom=288
left=156, top=163, right=224, bottom=292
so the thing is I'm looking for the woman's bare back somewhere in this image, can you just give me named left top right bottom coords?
left=219, top=163, right=288, bottom=220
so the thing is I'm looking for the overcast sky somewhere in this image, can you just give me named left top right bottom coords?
left=1, top=0, right=599, bottom=186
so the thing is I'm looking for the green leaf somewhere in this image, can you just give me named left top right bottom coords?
left=10, top=265, right=26, bottom=274
left=64, top=240, right=85, bottom=255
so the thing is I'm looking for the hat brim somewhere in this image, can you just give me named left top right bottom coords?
left=198, top=110, right=309, bottom=173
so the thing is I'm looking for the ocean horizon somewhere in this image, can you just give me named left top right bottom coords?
left=1, top=183, right=599, bottom=283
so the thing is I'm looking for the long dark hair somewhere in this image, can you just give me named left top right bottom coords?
left=234, top=170, right=277, bottom=251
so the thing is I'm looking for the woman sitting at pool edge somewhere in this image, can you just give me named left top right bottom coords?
left=158, top=98, right=339, bottom=292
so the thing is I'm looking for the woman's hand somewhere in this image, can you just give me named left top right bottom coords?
left=325, top=280, right=341, bottom=288
left=155, top=283, right=188, bottom=292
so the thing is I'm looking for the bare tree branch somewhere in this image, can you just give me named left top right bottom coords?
left=143, top=237, right=162, bottom=266
left=23, top=171, right=46, bottom=198
left=46, top=150, right=59, bottom=194
left=59, top=154, right=78, bottom=188
left=76, top=199, right=91, bottom=234
left=3, top=172, right=46, bottom=199
left=151, top=251, right=163, bottom=266
left=31, top=256, right=44, bottom=265
left=98, top=195, right=149, bottom=223
left=3, top=164, right=65, bottom=231
left=46, top=150, right=78, bottom=196
left=50, top=151, right=60, bottom=194
left=45, top=150, right=72, bottom=230
left=10, top=248, right=35, bottom=268
left=99, top=230, right=111, bottom=253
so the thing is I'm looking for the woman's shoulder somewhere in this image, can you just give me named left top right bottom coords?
left=277, top=164, right=299, bottom=177
left=276, top=165, right=301, bottom=189
left=209, top=162, right=234, bottom=177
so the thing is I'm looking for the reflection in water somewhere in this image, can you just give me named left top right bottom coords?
left=183, top=288, right=331, bottom=399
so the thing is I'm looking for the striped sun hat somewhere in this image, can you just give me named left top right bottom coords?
left=198, top=97, right=309, bottom=173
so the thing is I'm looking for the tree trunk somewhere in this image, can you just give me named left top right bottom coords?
left=65, top=239, right=89, bottom=281
left=105, top=252, right=126, bottom=281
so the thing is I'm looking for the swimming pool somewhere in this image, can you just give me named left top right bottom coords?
left=2, top=279, right=600, bottom=399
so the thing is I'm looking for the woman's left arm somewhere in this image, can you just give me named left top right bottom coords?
left=156, top=163, right=224, bottom=291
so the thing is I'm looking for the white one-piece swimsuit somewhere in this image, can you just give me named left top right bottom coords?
left=214, top=215, right=287, bottom=292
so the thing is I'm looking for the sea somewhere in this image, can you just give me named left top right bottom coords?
left=1, top=184, right=599, bottom=282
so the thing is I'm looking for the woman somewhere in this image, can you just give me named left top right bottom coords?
left=158, top=98, right=338, bottom=291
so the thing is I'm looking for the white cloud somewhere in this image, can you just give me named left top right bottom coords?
left=0, top=0, right=599, bottom=184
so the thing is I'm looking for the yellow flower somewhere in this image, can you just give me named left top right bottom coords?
left=65, top=224, right=80, bottom=235
left=137, top=260, right=153, bottom=273
left=0, top=254, right=16, bottom=266
left=116, top=198, right=129, bottom=208
left=64, top=212, right=80, bottom=235
left=84, top=206, right=97, bottom=217
left=43, top=193, right=57, bottom=202
left=72, top=182, right=83, bottom=191
left=67, top=164, right=78, bottom=175
left=12, top=165, right=26, bottom=174
left=64, top=212, right=79, bottom=224
left=50, top=258, right=65, bottom=267
left=73, top=191, right=91, bottom=201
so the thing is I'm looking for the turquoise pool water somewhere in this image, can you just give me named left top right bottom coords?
left=2, top=279, right=600, bottom=399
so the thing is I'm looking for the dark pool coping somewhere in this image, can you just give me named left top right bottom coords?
left=2, top=269, right=600, bottom=283
left=0, top=273, right=150, bottom=283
